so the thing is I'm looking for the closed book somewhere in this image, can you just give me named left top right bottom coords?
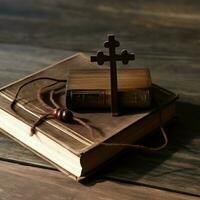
left=66, top=68, right=152, bottom=111
left=0, top=53, right=178, bottom=181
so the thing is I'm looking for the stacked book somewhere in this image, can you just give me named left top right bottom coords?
left=0, top=53, right=178, bottom=181
left=67, top=68, right=152, bottom=111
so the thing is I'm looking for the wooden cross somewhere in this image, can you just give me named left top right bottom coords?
left=91, top=34, right=135, bottom=116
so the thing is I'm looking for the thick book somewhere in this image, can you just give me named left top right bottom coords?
left=0, top=53, right=178, bottom=181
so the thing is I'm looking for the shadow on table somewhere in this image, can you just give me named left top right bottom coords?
left=83, top=101, right=200, bottom=189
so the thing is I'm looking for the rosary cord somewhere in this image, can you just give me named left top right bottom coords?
left=11, top=77, right=66, bottom=110
left=11, top=77, right=168, bottom=152
left=10, top=77, right=67, bottom=135
left=30, top=113, right=52, bottom=136
left=24, top=81, right=94, bottom=139
left=48, top=88, right=168, bottom=151
left=26, top=84, right=168, bottom=151
left=49, top=89, right=60, bottom=109
left=30, top=83, right=66, bottom=135
left=100, top=93, right=169, bottom=152
left=101, top=126, right=168, bottom=152
left=37, top=82, right=61, bottom=111
left=49, top=88, right=94, bottom=140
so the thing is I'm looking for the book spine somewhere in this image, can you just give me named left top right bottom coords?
left=66, top=89, right=151, bottom=111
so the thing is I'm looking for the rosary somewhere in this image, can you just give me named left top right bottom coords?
left=11, top=77, right=93, bottom=137
left=10, top=35, right=168, bottom=152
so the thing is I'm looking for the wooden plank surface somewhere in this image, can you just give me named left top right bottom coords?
left=0, top=161, right=199, bottom=200
left=0, top=0, right=200, bottom=57
left=0, top=44, right=199, bottom=197
left=0, top=0, right=200, bottom=199
left=104, top=102, right=200, bottom=196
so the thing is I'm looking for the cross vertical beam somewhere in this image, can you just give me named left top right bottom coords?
left=104, top=35, right=119, bottom=116
left=91, top=34, right=135, bottom=116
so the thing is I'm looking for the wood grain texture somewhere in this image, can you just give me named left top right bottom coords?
left=104, top=102, right=200, bottom=196
left=0, top=44, right=199, bottom=197
left=0, top=161, right=199, bottom=200
left=0, top=0, right=199, bottom=198
left=0, top=44, right=199, bottom=104
left=0, top=0, right=200, bottom=57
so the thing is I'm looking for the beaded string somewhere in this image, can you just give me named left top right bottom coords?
left=36, top=84, right=94, bottom=139
left=100, top=93, right=169, bottom=152
left=101, top=126, right=168, bottom=152
left=10, top=77, right=168, bottom=152
left=11, top=77, right=65, bottom=108
left=10, top=77, right=93, bottom=137
left=47, top=87, right=169, bottom=152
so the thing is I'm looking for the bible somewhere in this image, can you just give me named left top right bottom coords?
left=66, top=68, right=152, bottom=111
left=0, top=53, right=178, bottom=181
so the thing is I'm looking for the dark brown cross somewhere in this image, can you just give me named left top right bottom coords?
left=91, top=34, right=135, bottom=116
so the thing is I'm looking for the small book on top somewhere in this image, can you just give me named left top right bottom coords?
left=66, top=68, right=152, bottom=111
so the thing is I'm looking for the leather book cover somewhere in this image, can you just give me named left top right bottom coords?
left=0, top=53, right=178, bottom=179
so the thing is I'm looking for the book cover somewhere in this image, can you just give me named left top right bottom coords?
left=0, top=53, right=178, bottom=180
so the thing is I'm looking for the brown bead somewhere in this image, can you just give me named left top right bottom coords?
left=52, top=108, right=57, bottom=116
left=61, top=109, right=73, bottom=122
left=52, top=108, right=60, bottom=119
left=52, top=108, right=73, bottom=123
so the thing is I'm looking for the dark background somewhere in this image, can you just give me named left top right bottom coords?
left=0, top=0, right=199, bottom=104
left=0, top=1, right=199, bottom=199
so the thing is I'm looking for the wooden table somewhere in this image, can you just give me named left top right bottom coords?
left=0, top=1, right=199, bottom=199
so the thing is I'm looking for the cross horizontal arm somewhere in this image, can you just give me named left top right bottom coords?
left=115, top=50, right=135, bottom=64
left=91, top=51, right=110, bottom=65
